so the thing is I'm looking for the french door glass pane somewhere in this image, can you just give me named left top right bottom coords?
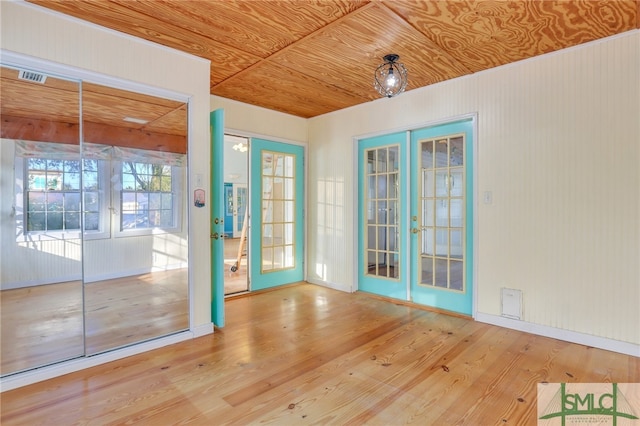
left=451, top=169, right=463, bottom=197
left=388, top=146, right=399, bottom=172
left=450, top=199, right=463, bottom=227
left=434, top=259, right=448, bottom=288
left=377, top=200, right=387, bottom=222
left=421, top=140, right=433, bottom=168
left=364, top=145, right=400, bottom=280
left=263, top=152, right=273, bottom=175
left=378, top=149, right=387, bottom=172
left=388, top=173, right=398, bottom=198
left=261, top=150, right=296, bottom=272
left=450, top=136, right=464, bottom=166
left=450, top=229, right=463, bottom=259
left=436, top=171, right=449, bottom=196
left=284, top=223, right=294, bottom=245
left=377, top=227, right=387, bottom=250
left=423, top=170, right=434, bottom=197
left=421, top=257, right=433, bottom=285
left=450, top=260, right=464, bottom=290
left=418, top=135, right=465, bottom=292
left=284, top=246, right=294, bottom=268
left=388, top=201, right=398, bottom=225
left=435, top=139, right=448, bottom=167
left=436, top=199, right=449, bottom=226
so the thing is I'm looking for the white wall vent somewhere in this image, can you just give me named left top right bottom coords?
left=18, top=70, right=47, bottom=84
left=501, top=288, right=522, bottom=320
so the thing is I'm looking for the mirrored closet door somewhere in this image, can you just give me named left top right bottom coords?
left=81, top=82, right=189, bottom=355
left=0, top=66, right=84, bottom=375
left=0, top=63, right=190, bottom=376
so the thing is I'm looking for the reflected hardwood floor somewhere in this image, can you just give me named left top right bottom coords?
left=224, top=237, right=248, bottom=295
left=2, top=283, right=638, bottom=425
left=0, top=281, right=83, bottom=375
left=1, top=269, right=188, bottom=376
left=84, top=269, right=189, bottom=354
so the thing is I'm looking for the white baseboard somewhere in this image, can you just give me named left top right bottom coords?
left=192, top=322, right=214, bottom=337
left=475, top=312, right=640, bottom=357
left=2, top=265, right=187, bottom=290
left=305, top=277, right=352, bottom=293
left=1, top=275, right=82, bottom=291
left=0, top=323, right=214, bottom=392
left=84, top=263, right=187, bottom=283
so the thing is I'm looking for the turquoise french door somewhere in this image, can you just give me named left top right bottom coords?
left=250, top=138, right=305, bottom=291
left=358, top=132, right=408, bottom=300
left=410, top=119, right=473, bottom=315
left=358, top=119, right=474, bottom=316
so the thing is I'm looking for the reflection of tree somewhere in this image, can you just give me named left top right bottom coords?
left=125, top=162, right=171, bottom=191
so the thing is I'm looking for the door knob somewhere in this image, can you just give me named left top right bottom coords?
left=411, top=228, right=419, bottom=234
left=211, top=232, right=220, bottom=240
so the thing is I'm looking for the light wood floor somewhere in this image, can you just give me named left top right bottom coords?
left=1, top=283, right=638, bottom=425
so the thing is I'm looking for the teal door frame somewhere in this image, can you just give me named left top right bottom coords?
left=210, top=109, right=225, bottom=327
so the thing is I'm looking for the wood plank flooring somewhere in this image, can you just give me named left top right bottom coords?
left=1, top=283, right=638, bottom=425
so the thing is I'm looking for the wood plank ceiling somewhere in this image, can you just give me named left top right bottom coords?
left=23, top=0, right=640, bottom=118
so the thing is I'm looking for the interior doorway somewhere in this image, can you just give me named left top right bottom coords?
left=223, top=134, right=249, bottom=295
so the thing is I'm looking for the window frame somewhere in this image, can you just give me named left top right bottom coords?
left=15, top=156, right=110, bottom=242
left=112, top=160, right=184, bottom=238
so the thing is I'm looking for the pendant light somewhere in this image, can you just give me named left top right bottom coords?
left=374, top=54, right=408, bottom=98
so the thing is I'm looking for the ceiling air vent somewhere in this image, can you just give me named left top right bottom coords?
left=18, top=70, right=47, bottom=84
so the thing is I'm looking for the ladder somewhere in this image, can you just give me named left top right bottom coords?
left=230, top=207, right=248, bottom=272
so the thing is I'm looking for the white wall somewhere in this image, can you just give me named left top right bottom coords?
left=211, top=96, right=308, bottom=144
left=0, top=2, right=212, bottom=329
left=307, top=31, right=640, bottom=350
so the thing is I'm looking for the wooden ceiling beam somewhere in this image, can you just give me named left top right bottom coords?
left=1, top=115, right=79, bottom=145
left=84, top=121, right=187, bottom=154
left=1, top=116, right=187, bottom=154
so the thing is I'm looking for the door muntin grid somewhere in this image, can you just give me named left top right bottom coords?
left=419, top=135, right=465, bottom=292
left=365, top=145, right=400, bottom=280
left=261, top=150, right=296, bottom=272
